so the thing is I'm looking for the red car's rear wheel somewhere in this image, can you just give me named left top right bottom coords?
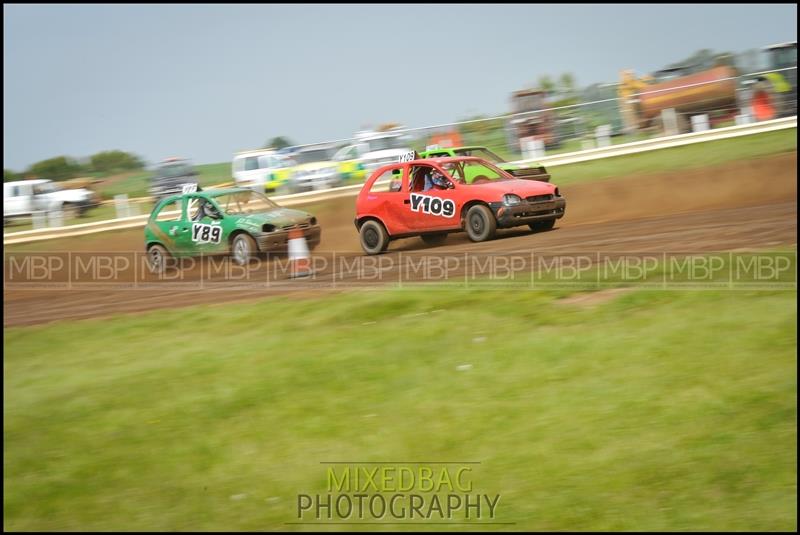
left=360, top=220, right=389, bottom=255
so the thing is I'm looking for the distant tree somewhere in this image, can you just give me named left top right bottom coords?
left=559, top=73, right=576, bottom=95
left=4, top=169, right=20, bottom=182
left=460, top=115, right=504, bottom=137
left=89, top=150, right=144, bottom=175
left=26, top=156, right=83, bottom=181
left=666, top=48, right=718, bottom=71
left=266, top=136, right=293, bottom=150
left=537, top=75, right=555, bottom=94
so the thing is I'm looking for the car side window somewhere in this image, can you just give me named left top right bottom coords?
left=369, top=169, right=403, bottom=193
left=244, top=157, right=259, bottom=171
left=155, top=199, right=184, bottom=222
left=258, top=155, right=275, bottom=169
left=187, top=196, right=203, bottom=221
left=430, top=151, right=450, bottom=158
left=408, top=165, right=444, bottom=192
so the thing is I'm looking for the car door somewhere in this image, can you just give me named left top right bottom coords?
left=362, top=166, right=413, bottom=235
left=404, top=164, right=461, bottom=232
left=239, top=155, right=262, bottom=189
left=150, top=196, right=188, bottom=255
left=183, top=195, right=227, bottom=255
left=4, top=184, right=26, bottom=215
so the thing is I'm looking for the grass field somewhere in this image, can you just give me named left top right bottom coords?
left=94, top=162, right=233, bottom=200
left=548, top=127, right=798, bottom=186
left=3, top=285, right=797, bottom=531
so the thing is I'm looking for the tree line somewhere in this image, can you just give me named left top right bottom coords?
left=4, top=150, right=145, bottom=182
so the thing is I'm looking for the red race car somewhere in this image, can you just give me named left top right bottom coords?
left=354, top=154, right=566, bottom=254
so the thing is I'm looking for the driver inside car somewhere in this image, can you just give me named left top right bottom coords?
left=423, top=169, right=450, bottom=191
left=191, top=199, right=221, bottom=221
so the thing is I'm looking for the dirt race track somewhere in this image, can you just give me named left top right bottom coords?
left=4, top=152, right=797, bottom=327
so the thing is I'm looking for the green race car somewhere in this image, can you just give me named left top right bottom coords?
left=144, top=187, right=321, bottom=270
left=418, top=146, right=550, bottom=183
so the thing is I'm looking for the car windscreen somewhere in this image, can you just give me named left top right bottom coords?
left=444, top=161, right=513, bottom=184
left=366, top=137, right=406, bottom=152
left=32, top=182, right=59, bottom=194
left=211, top=190, right=279, bottom=215
left=454, top=148, right=505, bottom=163
left=157, top=163, right=194, bottom=179
left=293, top=149, right=335, bottom=165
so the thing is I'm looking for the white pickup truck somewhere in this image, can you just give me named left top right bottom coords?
left=4, top=179, right=98, bottom=223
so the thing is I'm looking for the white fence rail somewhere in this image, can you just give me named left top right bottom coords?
left=4, top=116, right=796, bottom=246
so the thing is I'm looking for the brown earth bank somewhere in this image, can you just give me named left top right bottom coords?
left=4, top=152, right=797, bottom=327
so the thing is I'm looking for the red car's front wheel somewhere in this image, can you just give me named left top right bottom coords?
left=464, top=205, right=496, bottom=242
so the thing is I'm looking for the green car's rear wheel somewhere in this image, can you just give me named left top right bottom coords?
left=147, top=244, right=170, bottom=273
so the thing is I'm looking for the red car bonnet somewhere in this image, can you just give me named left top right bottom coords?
left=459, top=178, right=556, bottom=197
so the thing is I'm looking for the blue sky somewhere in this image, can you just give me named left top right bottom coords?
left=3, top=3, right=797, bottom=170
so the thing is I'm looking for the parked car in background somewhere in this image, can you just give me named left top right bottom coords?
left=3, top=178, right=100, bottom=223
left=419, top=145, right=550, bottom=182
left=150, top=157, right=200, bottom=203
left=287, top=143, right=343, bottom=193
left=232, top=149, right=295, bottom=193
left=334, top=130, right=413, bottom=183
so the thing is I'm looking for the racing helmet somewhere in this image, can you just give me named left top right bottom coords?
left=202, top=200, right=221, bottom=219
left=430, top=170, right=449, bottom=188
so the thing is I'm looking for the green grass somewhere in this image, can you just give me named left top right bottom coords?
left=3, top=203, right=151, bottom=234
left=549, top=128, right=796, bottom=186
left=94, top=162, right=233, bottom=200
left=4, top=287, right=796, bottom=531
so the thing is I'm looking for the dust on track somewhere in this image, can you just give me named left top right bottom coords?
left=4, top=152, right=797, bottom=327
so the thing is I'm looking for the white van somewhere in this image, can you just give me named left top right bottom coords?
left=333, top=131, right=413, bottom=178
left=232, top=149, right=295, bottom=192
left=4, top=179, right=97, bottom=222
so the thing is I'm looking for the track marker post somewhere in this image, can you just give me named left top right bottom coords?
left=288, top=227, right=313, bottom=278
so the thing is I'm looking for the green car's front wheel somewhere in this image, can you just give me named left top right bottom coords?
left=232, top=233, right=258, bottom=266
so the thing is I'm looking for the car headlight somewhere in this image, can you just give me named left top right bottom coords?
left=503, top=194, right=522, bottom=206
